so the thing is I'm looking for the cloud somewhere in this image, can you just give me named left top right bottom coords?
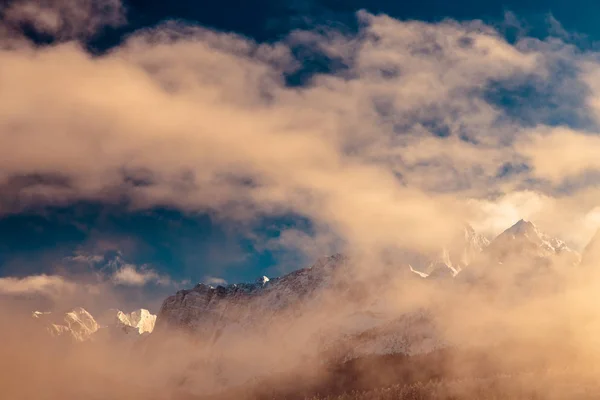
left=112, top=265, right=169, bottom=286
left=518, top=127, right=600, bottom=183
left=204, top=276, right=227, bottom=286
left=468, top=191, right=551, bottom=237
left=468, top=189, right=600, bottom=250
left=1, top=0, right=125, bottom=41
left=0, top=274, right=75, bottom=297
left=1, top=6, right=600, bottom=266
left=0, top=13, right=542, bottom=257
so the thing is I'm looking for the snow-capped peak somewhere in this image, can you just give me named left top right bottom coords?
left=504, top=219, right=537, bottom=236
left=486, top=219, right=580, bottom=266
left=31, top=307, right=99, bottom=342
left=32, top=307, right=156, bottom=341
left=115, top=309, right=156, bottom=334
left=499, top=219, right=570, bottom=253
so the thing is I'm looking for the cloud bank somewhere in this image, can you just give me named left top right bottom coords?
left=1, top=3, right=600, bottom=260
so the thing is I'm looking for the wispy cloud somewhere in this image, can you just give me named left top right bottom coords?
left=203, top=276, right=227, bottom=286
left=112, top=265, right=170, bottom=286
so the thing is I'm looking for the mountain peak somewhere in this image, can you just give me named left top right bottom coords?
left=505, top=219, right=538, bottom=236
left=486, top=219, right=579, bottom=266
left=115, top=309, right=156, bottom=334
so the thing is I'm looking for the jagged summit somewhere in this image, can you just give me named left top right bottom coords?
left=115, top=309, right=157, bottom=334
left=504, top=219, right=535, bottom=234
left=408, top=224, right=489, bottom=278
left=485, top=219, right=579, bottom=266
left=32, top=307, right=156, bottom=341
left=31, top=307, right=99, bottom=342
left=154, top=254, right=350, bottom=334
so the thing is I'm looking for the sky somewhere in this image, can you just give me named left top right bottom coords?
left=3, top=0, right=600, bottom=312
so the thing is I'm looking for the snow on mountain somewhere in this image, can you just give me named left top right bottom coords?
left=32, top=307, right=99, bottom=342
left=32, top=307, right=156, bottom=342
left=115, top=309, right=157, bottom=334
left=154, top=253, right=349, bottom=337
left=484, top=219, right=580, bottom=267
left=408, top=224, right=490, bottom=279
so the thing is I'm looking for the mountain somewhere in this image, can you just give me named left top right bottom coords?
left=153, top=226, right=492, bottom=342
left=154, top=254, right=350, bottom=337
left=32, top=307, right=99, bottom=342
left=117, top=309, right=156, bottom=334
left=97, top=308, right=157, bottom=335
left=148, top=220, right=588, bottom=392
left=153, top=221, right=579, bottom=343
left=408, top=224, right=490, bottom=279
left=152, top=253, right=448, bottom=367
left=484, top=219, right=580, bottom=267
left=32, top=307, right=157, bottom=342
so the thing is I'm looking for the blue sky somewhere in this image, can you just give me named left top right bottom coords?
left=87, top=0, right=600, bottom=45
left=2, top=0, right=600, bottom=311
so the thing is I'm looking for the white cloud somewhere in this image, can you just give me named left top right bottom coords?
left=1, top=8, right=600, bottom=261
left=468, top=190, right=600, bottom=250
left=204, top=276, right=227, bottom=286
left=469, top=191, right=550, bottom=237
left=112, top=265, right=169, bottom=286
left=518, top=127, right=600, bottom=183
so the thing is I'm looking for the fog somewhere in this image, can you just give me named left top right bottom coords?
left=4, top=250, right=600, bottom=399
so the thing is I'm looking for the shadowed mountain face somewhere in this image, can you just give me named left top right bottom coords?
left=154, top=254, right=351, bottom=337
